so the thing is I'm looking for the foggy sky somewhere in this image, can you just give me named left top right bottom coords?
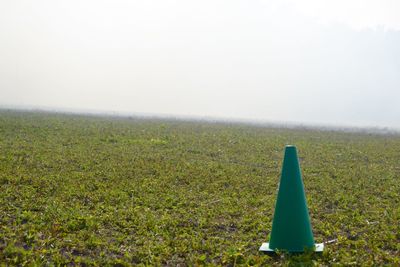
left=1, top=0, right=400, bottom=129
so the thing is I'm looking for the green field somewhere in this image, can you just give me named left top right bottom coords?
left=0, top=110, right=399, bottom=266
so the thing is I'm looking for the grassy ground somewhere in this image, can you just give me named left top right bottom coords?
left=0, top=110, right=399, bottom=266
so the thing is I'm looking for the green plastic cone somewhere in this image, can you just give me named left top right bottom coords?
left=259, top=145, right=323, bottom=253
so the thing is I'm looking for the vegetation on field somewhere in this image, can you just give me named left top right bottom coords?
left=0, top=110, right=399, bottom=265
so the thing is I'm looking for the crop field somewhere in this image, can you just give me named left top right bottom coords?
left=0, top=110, right=399, bottom=266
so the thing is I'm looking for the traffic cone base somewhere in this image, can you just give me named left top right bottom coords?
left=259, top=242, right=324, bottom=253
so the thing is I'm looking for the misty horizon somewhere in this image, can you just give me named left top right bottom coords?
left=1, top=105, right=399, bottom=136
left=1, top=0, right=400, bottom=129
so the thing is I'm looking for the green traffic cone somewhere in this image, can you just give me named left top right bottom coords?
left=259, top=145, right=323, bottom=253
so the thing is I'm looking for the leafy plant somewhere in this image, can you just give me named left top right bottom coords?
left=0, top=110, right=399, bottom=265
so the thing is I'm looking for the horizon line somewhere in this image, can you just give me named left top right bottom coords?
left=0, top=104, right=399, bottom=135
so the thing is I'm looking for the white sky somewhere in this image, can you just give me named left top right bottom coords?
left=1, top=0, right=399, bottom=128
